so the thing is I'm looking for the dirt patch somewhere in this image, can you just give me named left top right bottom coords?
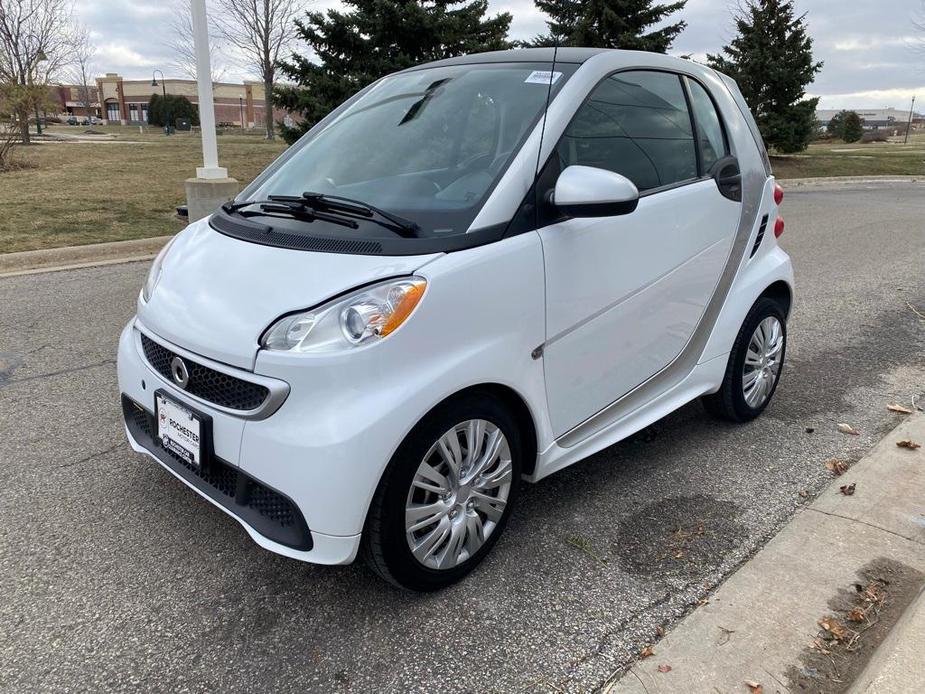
left=786, top=558, right=925, bottom=693
left=614, top=495, right=747, bottom=578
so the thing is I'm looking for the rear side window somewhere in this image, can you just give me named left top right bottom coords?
left=556, top=70, right=697, bottom=192
left=686, top=78, right=728, bottom=172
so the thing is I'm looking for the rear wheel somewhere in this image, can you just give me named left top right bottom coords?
left=362, top=393, right=521, bottom=591
left=702, top=297, right=787, bottom=422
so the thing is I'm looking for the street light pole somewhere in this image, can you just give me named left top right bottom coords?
left=239, top=96, right=245, bottom=129
left=904, top=95, right=916, bottom=145
left=190, top=0, right=227, bottom=179
left=152, top=70, right=170, bottom=135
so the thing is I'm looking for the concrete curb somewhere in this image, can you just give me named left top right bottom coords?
left=849, top=585, right=925, bottom=693
left=780, top=175, right=924, bottom=188
left=0, top=236, right=173, bottom=278
left=605, top=412, right=925, bottom=694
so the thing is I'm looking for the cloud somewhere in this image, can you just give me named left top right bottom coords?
left=73, top=0, right=925, bottom=110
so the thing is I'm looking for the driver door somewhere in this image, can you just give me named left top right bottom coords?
left=539, top=70, right=742, bottom=437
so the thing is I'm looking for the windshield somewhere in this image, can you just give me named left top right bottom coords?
left=244, top=62, right=576, bottom=238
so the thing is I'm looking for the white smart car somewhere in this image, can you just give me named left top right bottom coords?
left=118, top=48, right=792, bottom=590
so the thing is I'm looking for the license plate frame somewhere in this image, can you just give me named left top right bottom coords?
left=155, top=389, right=212, bottom=468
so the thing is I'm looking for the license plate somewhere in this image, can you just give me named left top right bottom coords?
left=156, top=392, right=202, bottom=467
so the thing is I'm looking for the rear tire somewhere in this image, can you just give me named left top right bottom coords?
left=702, top=297, right=787, bottom=422
left=361, top=392, right=522, bottom=591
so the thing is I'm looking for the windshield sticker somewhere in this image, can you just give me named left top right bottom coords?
left=524, top=70, right=563, bottom=85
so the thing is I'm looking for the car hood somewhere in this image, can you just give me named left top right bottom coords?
left=137, top=218, right=442, bottom=370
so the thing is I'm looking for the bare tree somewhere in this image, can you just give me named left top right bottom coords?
left=213, top=0, right=302, bottom=140
left=0, top=0, right=74, bottom=144
left=67, top=23, right=96, bottom=120
left=166, top=1, right=227, bottom=84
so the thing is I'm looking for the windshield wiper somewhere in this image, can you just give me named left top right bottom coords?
left=294, top=192, right=421, bottom=238
left=221, top=198, right=359, bottom=229
left=223, top=193, right=420, bottom=238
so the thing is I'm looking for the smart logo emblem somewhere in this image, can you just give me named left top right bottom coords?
left=170, top=356, right=190, bottom=389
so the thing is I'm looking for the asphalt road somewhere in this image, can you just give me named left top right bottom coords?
left=1, top=182, right=924, bottom=693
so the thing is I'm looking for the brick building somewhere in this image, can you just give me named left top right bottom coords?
left=50, top=73, right=286, bottom=128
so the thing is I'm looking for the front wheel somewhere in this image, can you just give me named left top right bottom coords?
left=361, top=393, right=522, bottom=591
left=702, top=297, right=787, bottom=422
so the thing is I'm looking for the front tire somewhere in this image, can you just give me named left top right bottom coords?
left=361, top=392, right=522, bottom=591
left=702, top=297, right=787, bottom=422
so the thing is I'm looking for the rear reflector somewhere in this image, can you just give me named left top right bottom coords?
left=774, top=217, right=785, bottom=238
left=774, top=184, right=784, bottom=205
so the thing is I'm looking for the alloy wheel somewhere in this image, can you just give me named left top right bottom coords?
left=742, top=316, right=784, bottom=408
left=404, top=419, right=513, bottom=570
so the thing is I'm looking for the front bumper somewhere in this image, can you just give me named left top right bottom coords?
left=117, top=320, right=361, bottom=565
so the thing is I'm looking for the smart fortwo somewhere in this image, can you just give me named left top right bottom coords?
left=118, top=48, right=793, bottom=591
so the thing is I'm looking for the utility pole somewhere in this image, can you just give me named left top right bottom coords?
left=904, top=95, right=915, bottom=145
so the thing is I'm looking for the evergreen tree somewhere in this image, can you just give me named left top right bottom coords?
left=275, top=0, right=513, bottom=143
left=147, top=93, right=199, bottom=128
left=707, top=0, right=822, bottom=154
left=841, top=111, right=863, bottom=143
left=826, top=110, right=847, bottom=138
left=532, top=0, right=687, bottom=52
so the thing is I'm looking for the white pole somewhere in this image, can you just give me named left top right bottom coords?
left=190, top=0, right=227, bottom=179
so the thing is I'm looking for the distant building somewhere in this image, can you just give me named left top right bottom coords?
left=49, top=73, right=287, bottom=128
left=815, top=107, right=923, bottom=131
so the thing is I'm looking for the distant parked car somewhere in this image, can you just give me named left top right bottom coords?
left=66, top=115, right=78, bottom=126
left=88, top=116, right=101, bottom=126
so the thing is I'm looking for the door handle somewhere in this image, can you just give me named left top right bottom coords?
left=711, top=156, right=742, bottom=202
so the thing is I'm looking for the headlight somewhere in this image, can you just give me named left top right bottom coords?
left=142, top=236, right=176, bottom=302
left=261, top=277, right=427, bottom=353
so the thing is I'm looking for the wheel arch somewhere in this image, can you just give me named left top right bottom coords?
left=759, top=279, right=793, bottom=318
left=416, top=383, right=540, bottom=477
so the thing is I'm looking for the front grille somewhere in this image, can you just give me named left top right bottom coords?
left=122, top=396, right=312, bottom=550
left=140, top=333, right=269, bottom=411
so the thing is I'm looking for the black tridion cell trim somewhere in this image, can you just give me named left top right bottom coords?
left=122, top=395, right=313, bottom=551
left=750, top=214, right=769, bottom=258
left=210, top=207, right=507, bottom=256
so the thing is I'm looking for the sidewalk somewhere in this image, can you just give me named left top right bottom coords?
left=606, top=412, right=925, bottom=694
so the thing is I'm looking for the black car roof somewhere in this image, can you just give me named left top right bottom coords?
left=403, top=47, right=611, bottom=72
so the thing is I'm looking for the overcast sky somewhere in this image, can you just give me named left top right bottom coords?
left=74, top=0, right=925, bottom=110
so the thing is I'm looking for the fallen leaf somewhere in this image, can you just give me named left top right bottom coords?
left=799, top=489, right=810, bottom=498
left=697, top=597, right=710, bottom=606
left=897, top=439, right=922, bottom=450
left=640, top=645, right=655, bottom=658
left=825, top=459, right=849, bottom=475
left=888, top=404, right=914, bottom=414
left=657, top=664, right=672, bottom=673
left=655, top=625, right=665, bottom=638
left=812, top=638, right=831, bottom=655
left=819, top=617, right=848, bottom=641
left=840, top=483, right=856, bottom=496
left=744, top=681, right=763, bottom=693
left=837, top=423, right=860, bottom=435
left=847, top=607, right=866, bottom=623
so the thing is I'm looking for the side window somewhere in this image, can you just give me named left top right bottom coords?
left=686, top=79, right=728, bottom=172
left=556, top=70, right=697, bottom=192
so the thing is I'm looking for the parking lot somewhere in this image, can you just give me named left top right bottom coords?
left=1, top=182, right=924, bottom=693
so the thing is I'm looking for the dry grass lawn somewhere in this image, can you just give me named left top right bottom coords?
left=770, top=135, right=925, bottom=180
left=0, top=125, right=286, bottom=253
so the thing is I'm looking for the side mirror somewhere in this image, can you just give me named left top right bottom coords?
left=551, top=165, right=639, bottom=218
